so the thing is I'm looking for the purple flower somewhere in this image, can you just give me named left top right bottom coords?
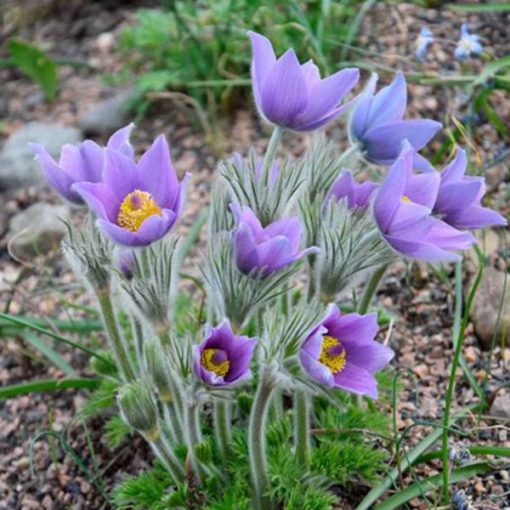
left=193, top=320, right=257, bottom=387
left=454, top=24, right=482, bottom=61
left=29, top=124, right=135, bottom=204
left=73, top=134, right=190, bottom=247
left=230, top=204, right=317, bottom=276
left=415, top=27, right=434, bottom=61
left=300, top=304, right=393, bottom=399
left=433, top=147, right=506, bottom=230
left=248, top=31, right=359, bottom=132
left=328, top=169, right=377, bottom=209
left=349, top=72, right=442, bottom=170
left=373, top=145, right=476, bottom=262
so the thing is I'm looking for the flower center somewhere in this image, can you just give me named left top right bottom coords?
left=201, top=348, right=230, bottom=377
left=401, top=195, right=411, bottom=203
left=117, top=190, right=162, bottom=232
left=318, top=335, right=346, bottom=374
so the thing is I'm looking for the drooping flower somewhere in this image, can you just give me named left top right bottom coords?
left=415, top=27, right=434, bottom=61
left=373, top=144, right=476, bottom=262
left=454, top=24, right=483, bottom=61
left=349, top=72, right=441, bottom=170
left=328, top=169, right=377, bottom=209
left=300, top=304, right=393, bottom=399
left=433, top=147, right=506, bottom=230
left=248, top=31, right=359, bottom=132
left=230, top=204, right=318, bottom=276
left=193, top=320, right=257, bottom=387
left=29, top=124, right=135, bottom=204
left=73, top=134, right=190, bottom=247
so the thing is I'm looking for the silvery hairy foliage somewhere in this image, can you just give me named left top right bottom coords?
left=219, top=148, right=304, bottom=226
left=317, top=200, right=394, bottom=299
left=61, top=215, right=112, bottom=291
left=204, top=231, right=300, bottom=328
left=120, top=235, right=181, bottom=334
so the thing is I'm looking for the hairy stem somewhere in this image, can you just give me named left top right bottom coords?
left=249, top=373, right=275, bottom=510
left=185, top=399, right=204, bottom=482
left=358, top=263, right=389, bottom=315
left=214, top=399, right=232, bottom=459
left=260, top=126, right=283, bottom=187
left=441, top=259, right=484, bottom=505
left=148, top=433, right=185, bottom=483
left=295, top=390, right=310, bottom=469
left=97, top=289, right=135, bottom=381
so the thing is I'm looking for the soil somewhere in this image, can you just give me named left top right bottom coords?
left=0, top=1, right=509, bottom=509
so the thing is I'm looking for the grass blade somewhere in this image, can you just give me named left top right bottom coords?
left=414, top=446, right=510, bottom=465
left=372, top=462, right=492, bottom=510
left=20, top=331, right=75, bottom=375
left=0, top=378, right=101, bottom=399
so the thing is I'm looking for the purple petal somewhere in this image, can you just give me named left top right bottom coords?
left=107, top=123, right=135, bottom=159
left=366, top=71, right=407, bottom=129
left=435, top=180, right=482, bottom=215
left=137, top=134, right=180, bottom=208
left=248, top=31, right=277, bottom=113
left=103, top=149, right=140, bottom=201
left=233, top=223, right=259, bottom=274
left=363, top=119, right=442, bottom=164
left=263, top=217, right=302, bottom=251
left=300, top=349, right=335, bottom=387
left=346, top=341, right=394, bottom=374
left=135, top=209, right=177, bottom=245
left=230, top=204, right=264, bottom=239
left=441, top=147, right=467, bottom=185
left=349, top=73, right=378, bottom=140
left=325, top=313, right=378, bottom=347
left=445, top=206, right=507, bottom=230
left=257, top=236, right=294, bottom=273
left=425, top=218, right=476, bottom=252
left=72, top=182, right=120, bottom=221
left=260, top=48, right=308, bottom=127
left=333, top=364, right=379, bottom=399
left=225, top=337, right=257, bottom=382
left=404, top=172, right=440, bottom=208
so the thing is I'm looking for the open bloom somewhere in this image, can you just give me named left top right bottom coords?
left=328, top=169, right=377, bottom=209
left=29, top=124, right=135, bottom=204
left=374, top=145, right=476, bottom=262
left=248, top=31, right=359, bottom=131
left=73, top=134, right=190, bottom=247
left=300, top=304, right=393, bottom=399
left=454, top=24, right=482, bottom=61
left=349, top=72, right=441, bottom=169
left=433, top=147, right=506, bottom=230
left=231, top=204, right=318, bottom=276
left=193, top=320, right=257, bottom=387
left=415, top=27, right=434, bottom=61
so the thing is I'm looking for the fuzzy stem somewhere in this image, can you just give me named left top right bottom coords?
left=148, top=433, right=185, bottom=483
left=249, top=372, right=275, bottom=510
left=97, top=289, right=135, bottom=381
left=260, top=126, right=283, bottom=187
left=185, top=399, right=204, bottom=482
left=295, top=390, right=310, bottom=469
left=358, top=263, right=389, bottom=315
left=441, top=259, right=484, bottom=505
left=214, top=399, right=232, bottom=459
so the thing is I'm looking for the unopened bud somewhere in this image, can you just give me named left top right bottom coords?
left=117, top=380, right=159, bottom=441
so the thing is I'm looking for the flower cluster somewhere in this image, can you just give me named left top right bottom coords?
left=31, top=29, right=506, bottom=509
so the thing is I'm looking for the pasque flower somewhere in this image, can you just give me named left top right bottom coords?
left=300, top=304, right=393, bottom=399
left=374, top=144, right=476, bottom=262
left=433, top=147, right=506, bottom=230
left=193, top=320, right=257, bottom=387
left=415, top=27, right=434, bottom=61
left=73, top=134, right=190, bottom=247
left=349, top=72, right=441, bottom=169
left=248, top=31, right=359, bottom=131
left=231, top=204, right=318, bottom=276
left=30, top=124, right=135, bottom=204
left=328, top=169, right=377, bottom=209
left=454, top=24, right=482, bottom=61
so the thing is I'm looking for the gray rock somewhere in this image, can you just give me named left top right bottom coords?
left=0, top=122, right=81, bottom=190
left=490, top=393, right=510, bottom=419
left=469, top=267, right=510, bottom=349
left=78, top=89, right=133, bottom=136
left=7, top=203, right=70, bottom=260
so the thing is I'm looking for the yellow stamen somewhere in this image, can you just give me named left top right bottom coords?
left=201, top=348, right=230, bottom=377
left=401, top=195, right=411, bottom=203
left=318, top=335, right=346, bottom=374
left=117, top=190, right=162, bottom=232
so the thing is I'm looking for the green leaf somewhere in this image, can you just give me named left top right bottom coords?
left=448, top=3, right=510, bottom=12
left=104, top=415, right=132, bottom=449
left=0, top=378, right=100, bottom=399
left=8, top=39, right=58, bottom=101
left=372, top=462, right=492, bottom=510
left=20, top=331, right=75, bottom=375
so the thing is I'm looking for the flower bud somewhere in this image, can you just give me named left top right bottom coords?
left=117, top=380, right=159, bottom=441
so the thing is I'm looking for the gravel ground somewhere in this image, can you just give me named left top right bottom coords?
left=1, top=1, right=509, bottom=509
